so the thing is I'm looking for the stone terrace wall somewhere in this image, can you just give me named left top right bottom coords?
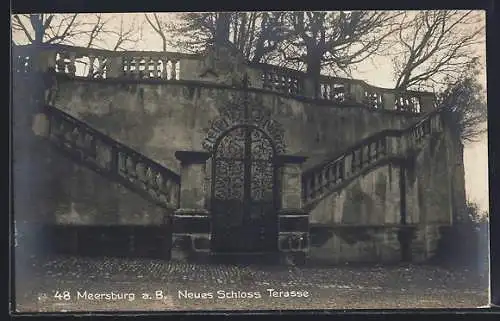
left=52, top=78, right=421, bottom=174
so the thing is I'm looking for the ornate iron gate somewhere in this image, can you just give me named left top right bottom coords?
left=211, top=124, right=278, bottom=253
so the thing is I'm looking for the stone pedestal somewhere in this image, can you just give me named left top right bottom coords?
left=171, top=151, right=211, bottom=262
left=276, top=155, right=309, bottom=265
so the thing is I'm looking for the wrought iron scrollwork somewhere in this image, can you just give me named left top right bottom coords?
left=211, top=125, right=277, bottom=253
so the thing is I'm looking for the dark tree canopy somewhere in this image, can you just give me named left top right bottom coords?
left=278, top=11, right=399, bottom=77
left=437, top=67, right=487, bottom=144
left=145, top=12, right=290, bottom=63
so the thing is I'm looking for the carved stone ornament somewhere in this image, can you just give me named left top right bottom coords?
left=202, top=94, right=286, bottom=155
left=199, top=43, right=248, bottom=87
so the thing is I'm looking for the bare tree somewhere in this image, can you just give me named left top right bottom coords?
left=144, top=12, right=289, bottom=62
left=144, top=13, right=170, bottom=51
left=278, top=11, right=399, bottom=78
left=391, top=10, right=484, bottom=91
left=11, top=13, right=142, bottom=50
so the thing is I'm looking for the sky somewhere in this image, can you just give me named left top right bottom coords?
left=11, top=11, right=489, bottom=213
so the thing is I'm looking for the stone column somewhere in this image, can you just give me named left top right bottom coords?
left=171, top=151, right=211, bottom=262
left=276, top=155, right=309, bottom=265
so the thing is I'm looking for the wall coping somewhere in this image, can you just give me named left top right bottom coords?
left=51, top=73, right=426, bottom=117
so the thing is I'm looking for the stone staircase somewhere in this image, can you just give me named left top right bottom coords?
left=301, top=109, right=444, bottom=212
left=39, top=104, right=181, bottom=210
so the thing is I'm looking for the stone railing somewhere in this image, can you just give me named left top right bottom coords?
left=13, top=44, right=201, bottom=80
left=302, top=109, right=443, bottom=208
left=42, top=104, right=180, bottom=210
left=13, top=44, right=435, bottom=113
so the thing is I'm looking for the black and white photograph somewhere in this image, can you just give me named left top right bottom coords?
left=11, top=10, right=489, bottom=312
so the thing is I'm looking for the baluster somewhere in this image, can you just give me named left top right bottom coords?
left=268, top=72, right=274, bottom=90
left=156, top=173, right=166, bottom=202
left=170, top=180, right=179, bottom=206
left=337, top=160, right=343, bottom=182
left=371, top=141, right=378, bottom=160
left=128, top=57, right=136, bottom=78
left=56, top=52, right=66, bottom=73
left=325, top=165, right=332, bottom=189
left=365, top=143, right=371, bottom=164
left=170, top=59, right=178, bottom=80
left=331, top=164, right=337, bottom=187
left=67, top=52, right=76, bottom=76
left=270, top=73, right=277, bottom=91
left=88, top=55, right=96, bottom=78
left=144, top=57, right=152, bottom=78
left=160, top=58, right=168, bottom=79
left=125, top=156, right=135, bottom=178
left=358, top=147, right=364, bottom=168
left=145, top=167, right=155, bottom=189
left=329, top=84, right=335, bottom=100
left=99, top=56, right=107, bottom=78
left=122, top=57, right=128, bottom=75
left=322, top=84, right=328, bottom=99
left=350, top=151, right=356, bottom=172
left=324, top=167, right=331, bottom=190
left=152, top=58, right=159, bottom=78
left=134, top=56, right=141, bottom=79
left=314, top=172, right=322, bottom=195
left=309, top=175, right=316, bottom=199
left=301, top=178, right=307, bottom=203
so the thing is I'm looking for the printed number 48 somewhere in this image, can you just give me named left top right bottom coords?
left=54, top=291, right=71, bottom=300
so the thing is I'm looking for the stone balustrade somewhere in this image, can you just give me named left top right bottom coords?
left=40, top=104, right=181, bottom=210
left=302, top=110, right=443, bottom=207
left=13, top=44, right=436, bottom=113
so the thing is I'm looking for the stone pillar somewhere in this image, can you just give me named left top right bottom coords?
left=171, top=151, right=211, bottom=262
left=36, top=49, right=57, bottom=72
left=106, top=56, right=123, bottom=78
left=419, top=93, right=436, bottom=113
left=383, top=92, right=396, bottom=111
left=303, top=77, right=318, bottom=99
left=348, top=82, right=365, bottom=104
left=180, top=57, right=205, bottom=81
left=246, top=66, right=264, bottom=89
left=276, top=155, right=309, bottom=265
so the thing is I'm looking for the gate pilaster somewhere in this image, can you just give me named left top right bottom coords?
left=276, top=155, right=309, bottom=265
left=171, top=151, right=211, bottom=261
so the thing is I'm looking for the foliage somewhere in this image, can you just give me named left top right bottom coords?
left=436, top=67, right=487, bottom=144
left=461, top=201, right=489, bottom=224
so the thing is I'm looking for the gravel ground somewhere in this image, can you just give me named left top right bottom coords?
left=13, top=255, right=489, bottom=312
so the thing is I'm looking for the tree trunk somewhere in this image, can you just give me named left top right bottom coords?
left=306, top=52, right=322, bottom=98
left=215, top=13, right=231, bottom=45
left=32, top=14, right=45, bottom=45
